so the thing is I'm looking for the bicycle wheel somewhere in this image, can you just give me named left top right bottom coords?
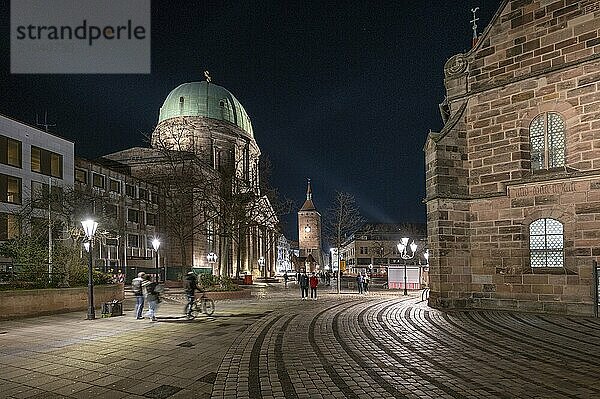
left=189, top=301, right=202, bottom=319
left=202, top=298, right=215, bottom=316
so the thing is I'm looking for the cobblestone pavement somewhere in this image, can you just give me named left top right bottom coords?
left=1, top=283, right=600, bottom=399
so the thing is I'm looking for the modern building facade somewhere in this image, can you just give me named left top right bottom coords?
left=340, top=223, right=427, bottom=282
left=0, top=114, right=74, bottom=245
left=104, top=80, right=279, bottom=278
left=425, top=0, right=600, bottom=315
left=74, top=157, right=161, bottom=280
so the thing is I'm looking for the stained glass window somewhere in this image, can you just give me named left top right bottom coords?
left=529, top=112, right=565, bottom=171
left=529, top=218, right=563, bottom=268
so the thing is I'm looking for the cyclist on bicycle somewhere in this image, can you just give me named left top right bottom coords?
left=183, top=271, right=198, bottom=318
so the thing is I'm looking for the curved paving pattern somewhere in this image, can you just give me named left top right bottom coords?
left=213, top=296, right=600, bottom=399
left=1, top=289, right=599, bottom=398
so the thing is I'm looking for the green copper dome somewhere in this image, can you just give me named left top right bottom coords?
left=158, top=82, right=253, bottom=137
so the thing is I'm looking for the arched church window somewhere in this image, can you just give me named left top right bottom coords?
left=529, top=218, right=563, bottom=268
left=529, top=112, right=565, bottom=171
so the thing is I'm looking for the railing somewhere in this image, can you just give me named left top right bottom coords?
left=594, top=260, right=599, bottom=318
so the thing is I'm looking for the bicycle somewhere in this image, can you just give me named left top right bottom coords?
left=186, top=292, right=215, bottom=319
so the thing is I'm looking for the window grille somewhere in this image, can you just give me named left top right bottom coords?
left=529, top=218, right=563, bottom=267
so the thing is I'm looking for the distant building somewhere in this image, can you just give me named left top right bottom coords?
left=297, top=179, right=323, bottom=269
left=275, top=234, right=292, bottom=274
left=340, top=223, right=427, bottom=283
left=425, top=1, right=600, bottom=315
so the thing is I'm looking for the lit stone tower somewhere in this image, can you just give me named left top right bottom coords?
left=298, top=179, right=323, bottom=267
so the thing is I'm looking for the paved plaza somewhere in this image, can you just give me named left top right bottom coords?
left=1, top=283, right=600, bottom=399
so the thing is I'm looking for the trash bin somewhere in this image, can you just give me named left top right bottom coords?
left=101, top=300, right=123, bottom=317
left=244, top=275, right=253, bottom=285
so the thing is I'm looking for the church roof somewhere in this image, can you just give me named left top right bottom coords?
left=158, top=81, right=254, bottom=137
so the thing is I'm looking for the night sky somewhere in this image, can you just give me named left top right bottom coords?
left=0, top=1, right=501, bottom=239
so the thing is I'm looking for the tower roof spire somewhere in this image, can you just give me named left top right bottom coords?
left=300, top=178, right=316, bottom=211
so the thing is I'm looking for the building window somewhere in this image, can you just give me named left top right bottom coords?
left=31, top=146, right=63, bottom=178
left=126, top=184, right=136, bottom=198
left=75, top=168, right=87, bottom=184
left=0, top=174, right=21, bottom=204
left=0, top=135, right=22, bottom=168
left=128, top=234, right=139, bottom=247
left=529, top=218, right=564, bottom=268
left=146, top=212, right=156, bottom=226
left=92, top=173, right=105, bottom=189
left=109, top=179, right=121, bottom=193
left=138, top=188, right=148, bottom=201
left=150, top=192, right=159, bottom=204
left=127, top=208, right=139, bottom=223
left=530, top=112, right=565, bottom=171
left=0, top=213, right=19, bottom=240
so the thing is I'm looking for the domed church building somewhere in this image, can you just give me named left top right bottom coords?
left=103, top=78, right=278, bottom=278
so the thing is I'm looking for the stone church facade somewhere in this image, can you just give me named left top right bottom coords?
left=425, top=0, right=600, bottom=315
left=104, top=81, right=278, bottom=278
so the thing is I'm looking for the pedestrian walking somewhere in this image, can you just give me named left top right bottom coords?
left=283, top=272, right=289, bottom=288
left=309, top=272, right=319, bottom=300
left=183, top=271, right=198, bottom=317
left=144, top=276, right=161, bottom=321
left=132, top=272, right=146, bottom=319
left=356, top=273, right=364, bottom=294
left=363, top=273, right=370, bottom=293
left=325, top=272, right=331, bottom=286
left=299, top=271, right=309, bottom=300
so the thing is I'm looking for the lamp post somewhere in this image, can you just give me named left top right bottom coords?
left=397, top=237, right=417, bottom=296
left=152, top=238, right=160, bottom=282
left=81, top=219, right=98, bottom=320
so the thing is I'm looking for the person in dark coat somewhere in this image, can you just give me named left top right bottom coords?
left=299, top=271, right=309, bottom=300
left=183, top=271, right=198, bottom=317
left=356, top=273, right=364, bottom=294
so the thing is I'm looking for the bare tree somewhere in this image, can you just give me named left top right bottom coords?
left=324, top=191, right=365, bottom=293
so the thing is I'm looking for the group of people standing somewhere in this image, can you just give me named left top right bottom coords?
left=356, top=273, right=370, bottom=294
left=297, top=271, right=319, bottom=300
left=132, top=272, right=162, bottom=321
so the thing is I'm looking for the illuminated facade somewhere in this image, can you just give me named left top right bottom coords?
left=104, top=81, right=278, bottom=277
left=425, top=0, right=600, bottom=315
left=297, top=179, right=323, bottom=269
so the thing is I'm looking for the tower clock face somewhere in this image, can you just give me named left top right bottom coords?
left=304, top=225, right=311, bottom=233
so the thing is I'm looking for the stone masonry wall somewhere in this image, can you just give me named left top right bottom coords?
left=426, top=0, right=600, bottom=315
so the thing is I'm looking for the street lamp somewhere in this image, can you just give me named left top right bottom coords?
left=207, top=252, right=218, bottom=264
left=258, top=256, right=266, bottom=279
left=152, top=238, right=160, bottom=282
left=81, top=219, right=98, bottom=320
left=397, top=237, right=417, bottom=296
